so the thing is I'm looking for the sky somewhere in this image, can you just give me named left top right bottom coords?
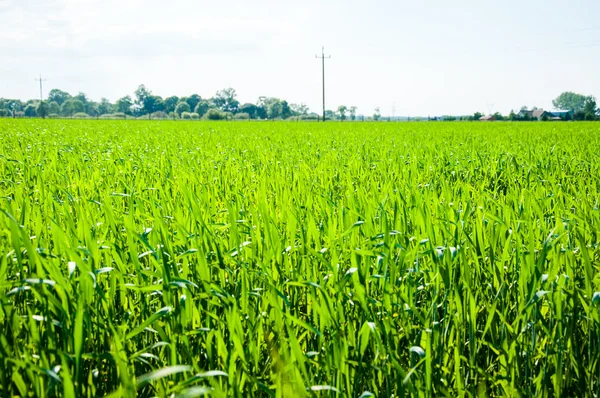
left=1, top=0, right=599, bottom=116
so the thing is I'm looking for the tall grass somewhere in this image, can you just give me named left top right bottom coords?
left=1, top=120, right=599, bottom=396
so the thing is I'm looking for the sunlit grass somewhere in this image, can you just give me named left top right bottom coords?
left=1, top=119, right=599, bottom=396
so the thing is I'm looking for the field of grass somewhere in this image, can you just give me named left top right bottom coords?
left=1, top=119, right=599, bottom=397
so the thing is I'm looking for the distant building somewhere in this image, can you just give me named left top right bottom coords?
left=518, top=109, right=548, bottom=120
left=479, top=115, right=496, bottom=121
left=549, top=110, right=573, bottom=120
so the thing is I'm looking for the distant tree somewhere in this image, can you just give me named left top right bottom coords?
left=349, top=106, right=357, bottom=121
left=194, top=100, right=210, bottom=118
left=259, top=97, right=286, bottom=119
left=553, top=92, right=588, bottom=112
left=493, top=112, right=504, bottom=121
left=541, top=114, right=549, bottom=121
left=98, top=98, right=114, bottom=115
left=573, top=110, right=586, bottom=121
left=0, top=109, right=8, bottom=117
left=186, top=94, right=202, bottom=112
left=337, top=105, right=348, bottom=121
left=240, top=103, right=259, bottom=119
left=373, top=107, right=381, bottom=121
left=163, top=96, right=180, bottom=114
left=134, top=85, right=163, bottom=115
left=61, top=99, right=85, bottom=116
left=74, top=92, right=88, bottom=105
left=290, top=103, right=309, bottom=116
left=24, top=104, right=37, bottom=117
left=325, top=110, right=335, bottom=121
left=256, top=97, right=269, bottom=119
left=473, top=112, right=483, bottom=120
left=47, top=89, right=71, bottom=106
left=583, top=96, right=597, bottom=120
left=213, top=88, right=239, bottom=113
left=175, top=102, right=191, bottom=116
left=508, top=110, right=517, bottom=121
left=36, top=101, right=50, bottom=118
left=48, top=101, right=60, bottom=115
left=87, top=103, right=100, bottom=118
left=205, top=108, right=226, bottom=120
left=280, top=100, right=291, bottom=119
left=115, top=96, right=133, bottom=115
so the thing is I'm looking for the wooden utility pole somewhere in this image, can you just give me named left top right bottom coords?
left=316, top=47, right=331, bottom=122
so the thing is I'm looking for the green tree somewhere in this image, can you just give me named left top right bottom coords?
left=186, top=94, right=202, bottom=112
left=74, top=92, right=88, bottom=106
left=87, top=103, right=100, bottom=117
left=61, top=99, right=85, bottom=116
left=47, top=89, right=71, bottom=106
left=98, top=98, right=114, bottom=115
left=115, top=96, right=133, bottom=115
left=24, top=104, right=37, bottom=117
left=373, top=107, right=381, bottom=121
left=240, top=103, right=259, bottom=119
left=290, top=103, right=309, bottom=116
left=583, top=96, right=597, bottom=119
left=473, top=112, right=483, bottom=120
left=194, top=101, right=210, bottom=118
left=552, top=92, right=588, bottom=112
left=337, top=105, right=348, bottom=121
left=175, top=102, right=191, bottom=117
left=48, top=101, right=60, bottom=115
left=36, top=101, right=50, bottom=118
left=205, top=108, right=226, bottom=120
left=349, top=106, right=357, bottom=121
left=280, top=100, right=291, bottom=119
left=213, top=88, right=239, bottom=113
left=164, top=96, right=180, bottom=114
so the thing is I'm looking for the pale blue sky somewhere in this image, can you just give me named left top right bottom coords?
left=1, top=0, right=599, bottom=116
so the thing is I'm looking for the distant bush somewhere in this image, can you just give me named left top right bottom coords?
left=0, top=109, right=8, bottom=117
left=48, top=113, right=59, bottom=119
left=99, top=113, right=127, bottom=120
left=190, top=112, right=200, bottom=120
left=205, top=108, right=226, bottom=120
left=151, top=111, right=169, bottom=119
left=72, top=112, right=89, bottom=119
left=181, top=112, right=192, bottom=120
left=234, top=112, right=250, bottom=120
left=300, top=114, right=319, bottom=121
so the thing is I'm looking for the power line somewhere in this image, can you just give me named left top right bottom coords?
left=35, top=74, right=47, bottom=101
left=316, top=46, right=331, bottom=122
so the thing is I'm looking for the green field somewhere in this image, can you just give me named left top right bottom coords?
left=1, top=120, right=600, bottom=397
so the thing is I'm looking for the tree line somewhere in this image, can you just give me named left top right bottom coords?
left=1, top=87, right=597, bottom=122
left=0, top=85, right=323, bottom=120
left=0, top=85, right=362, bottom=121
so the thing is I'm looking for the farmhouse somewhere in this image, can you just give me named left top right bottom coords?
left=550, top=110, right=573, bottom=120
left=479, top=115, right=496, bottom=121
left=518, top=109, right=549, bottom=120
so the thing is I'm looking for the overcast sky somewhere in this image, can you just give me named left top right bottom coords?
left=1, top=0, right=599, bottom=116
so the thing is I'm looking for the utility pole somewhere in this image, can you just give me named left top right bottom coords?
left=35, top=74, right=47, bottom=101
left=316, top=46, right=330, bottom=122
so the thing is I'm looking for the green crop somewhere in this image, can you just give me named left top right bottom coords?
left=1, top=119, right=599, bottom=397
